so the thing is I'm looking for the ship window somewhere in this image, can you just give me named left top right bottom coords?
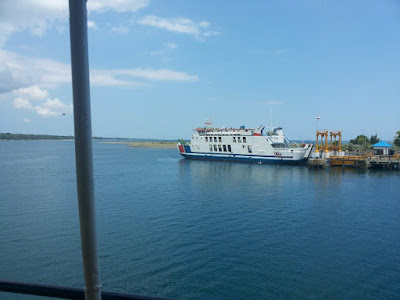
left=243, top=137, right=246, bottom=143
left=223, top=145, right=227, bottom=152
left=205, top=137, right=208, bottom=142
left=214, top=145, right=217, bottom=151
left=233, top=137, right=236, bottom=143
left=214, top=137, right=217, bottom=142
left=209, top=145, right=213, bottom=151
left=218, top=145, right=222, bottom=152
left=238, top=137, right=241, bottom=143
left=228, top=145, right=232, bottom=152
left=272, top=143, right=286, bottom=148
left=248, top=145, right=252, bottom=153
left=218, top=137, right=222, bottom=142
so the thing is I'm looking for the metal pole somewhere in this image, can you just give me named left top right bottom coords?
left=361, top=128, right=365, bottom=152
left=68, top=1, right=102, bottom=299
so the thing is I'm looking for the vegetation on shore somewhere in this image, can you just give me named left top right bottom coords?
left=344, top=131, right=400, bottom=152
left=0, top=133, right=128, bottom=141
left=394, top=131, right=400, bottom=147
left=1, top=133, right=177, bottom=148
left=0, top=133, right=74, bottom=140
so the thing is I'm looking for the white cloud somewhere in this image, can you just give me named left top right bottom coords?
left=35, top=98, right=71, bottom=116
left=271, top=49, right=288, bottom=55
left=138, top=15, right=220, bottom=40
left=0, top=1, right=67, bottom=46
left=90, top=72, right=148, bottom=88
left=0, top=0, right=149, bottom=46
left=111, top=25, right=130, bottom=34
left=30, top=20, right=48, bottom=37
left=88, top=0, right=149, bottom=13
left=1, top=50, right=198, bottom=95
left=111, top=68, right=199, bottom=81
left=0, top=50, right=36, bottom=93
left=88, top=20, right=98, bottom=30
left=199, top=21, right=210, bottom=28
left=146, top=42, right=178, bottom=57
left=249, top=49, right=288, bottom=56
left=23, top=119, right=31, bottom=122
left=14, top=97, right=33, bottom=109
left=264, top=101, right=285, bottom=105
left=0, top=50, right=72, bottom=92
left=10, top=67, right=197, bottom=116
left=13, top=85, right=72, bottom=117
left=164, top=42, right=178, bottom=49
left=16, top=85, right=49, bottom=100
left=146, top=50, right=164, bottom=56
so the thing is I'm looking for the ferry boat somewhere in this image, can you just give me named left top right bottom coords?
left=177, top=121, right=313, bottom=164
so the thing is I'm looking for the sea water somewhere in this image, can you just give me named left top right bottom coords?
left=0, top=140, right=399, bottom=299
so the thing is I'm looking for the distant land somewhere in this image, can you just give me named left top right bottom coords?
left=102, top=141, right=177, bottom=148
left=0, top=133, right=125, bottom=140
left=2, top=133, right=398, bottom=151
left=0, top=133, right=176, bottom=143
left=0, top=133, right=75, bottom=140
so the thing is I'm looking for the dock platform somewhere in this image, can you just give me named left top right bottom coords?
left=328, top=155, right=400, bottom=169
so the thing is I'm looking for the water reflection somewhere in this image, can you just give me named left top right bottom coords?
left=178, top=158, right=311, bottom=188
left=177, top=159, right=357, bottom=211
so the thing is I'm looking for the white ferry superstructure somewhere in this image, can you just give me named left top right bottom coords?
left=178, top=123, right=313, bottom=164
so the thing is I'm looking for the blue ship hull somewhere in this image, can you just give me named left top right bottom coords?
left=180, top=152, right=308, bottom=165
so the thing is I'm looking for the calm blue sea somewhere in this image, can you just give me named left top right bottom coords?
left=1, top=140, right=399, bottom=299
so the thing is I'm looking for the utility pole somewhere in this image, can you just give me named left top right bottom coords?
left=361, top=128, right=365, bottom=153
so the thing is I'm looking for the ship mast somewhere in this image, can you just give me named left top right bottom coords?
left=204, top=116, right=213, bottom=129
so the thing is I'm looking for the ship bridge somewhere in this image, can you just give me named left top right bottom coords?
left=194, top=126, right=265, bottom=136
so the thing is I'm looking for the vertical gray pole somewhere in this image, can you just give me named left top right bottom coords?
left=68, top=1, right=102, bottom=300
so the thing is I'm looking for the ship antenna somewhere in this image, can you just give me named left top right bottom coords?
left=268, top=108, right=274, bottom=129
left=270, top=109, right=272, bottom=128
left=205, top=115, right=213, bottom=129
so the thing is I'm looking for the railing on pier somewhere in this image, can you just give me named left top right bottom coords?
left=0, top=280, right=169, bottom=300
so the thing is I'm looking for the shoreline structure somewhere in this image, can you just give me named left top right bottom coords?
left=101, top=141, right=177, bottom=148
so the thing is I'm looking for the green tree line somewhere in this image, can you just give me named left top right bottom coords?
left=349, top=131, right=400, bottom=148
left=0, top=133, right=74, bottom=140
left=0, top=133, right=127, bottom=140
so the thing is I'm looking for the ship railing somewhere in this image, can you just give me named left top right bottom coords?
left=0, top=280, right=170, bottom=300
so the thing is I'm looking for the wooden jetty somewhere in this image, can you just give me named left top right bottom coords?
left=328, top=155, right=400, bottom=169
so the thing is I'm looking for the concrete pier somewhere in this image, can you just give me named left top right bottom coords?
left=308, top=158, right=328, bottom=169
left=368, top=156, right=400, bottom=169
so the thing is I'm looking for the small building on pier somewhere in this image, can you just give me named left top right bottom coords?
left=372, top=141, right=394, bottom=156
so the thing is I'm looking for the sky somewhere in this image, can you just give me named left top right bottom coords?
left=0, top=0, right=399, bottom=141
